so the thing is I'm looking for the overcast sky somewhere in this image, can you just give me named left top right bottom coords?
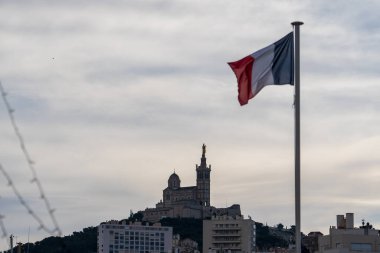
left=1, top=0, right=380, bottom=250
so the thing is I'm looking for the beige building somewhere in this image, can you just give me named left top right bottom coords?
left=318, top=213, right=380, bottom=253
left=203, top=215, right=255, bottom=253
left=143, top=144, right=241, bottom=222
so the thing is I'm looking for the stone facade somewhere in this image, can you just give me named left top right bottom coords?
left=143, top=144, right=241, bottom=222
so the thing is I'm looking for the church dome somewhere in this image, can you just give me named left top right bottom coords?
left=168, top=172, right=181, bottom=189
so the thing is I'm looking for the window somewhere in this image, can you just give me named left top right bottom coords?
left=351, top=243, right=372, bottom=252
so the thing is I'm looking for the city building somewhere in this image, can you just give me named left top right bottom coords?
left=303, top=231, right=323, bottom=253
left=98, top=220, right=173, bottom=253
left=203, top=215, right=256, bottom=253
left=143, top=144, right=241, bottom=222
left=317, top=213, right=380, bottom=253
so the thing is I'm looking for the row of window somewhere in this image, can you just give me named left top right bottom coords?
left=213, top=231, right=240, bottom=235
left=114, top=236, right=164, bottom=241
left=103, top=225, right=169, bottom=231
left=110, top=243, right=164, bottom=248
left=109, top=247, right=165, bottom=253
left=212, top=243, right=241, bottom=248
left=214, top=224, right=240, bottom=228
left=113, top=239, right=165, bottom=244
left=114, top=232, right=165, bottom=237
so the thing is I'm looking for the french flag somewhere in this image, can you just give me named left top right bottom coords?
left=228, top=32, right=294, bottom=106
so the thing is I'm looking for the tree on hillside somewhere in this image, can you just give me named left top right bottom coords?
left=256, top=222, right=288, bottom=250
left=22, top=227, right=97, bottom=253
left=160, top=217, right=203, bottom=250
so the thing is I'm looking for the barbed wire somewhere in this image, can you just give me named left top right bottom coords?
left=0, top=82, right=61, bottom=236
left=0, top=163, right=56, bottom=235
left=0, top=214, right=10, bottom=250
left=0, top=213, right=8, bottom=238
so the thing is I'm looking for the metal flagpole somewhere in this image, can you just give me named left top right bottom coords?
left=292, top=20, right=303, bottom=253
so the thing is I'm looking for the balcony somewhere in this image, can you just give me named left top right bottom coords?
left=213, top=227, right=241, bottom=230
left=212, top=243, right=242, bottom=250
left=212, top=238, right=241, bottom=243
left=212, top=233, right=240, bottom=237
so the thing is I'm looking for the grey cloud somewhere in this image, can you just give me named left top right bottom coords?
left=1, top=0, right=380, bottom=249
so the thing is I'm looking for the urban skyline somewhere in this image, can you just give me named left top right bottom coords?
left=1, top=0, right=380, bottom=251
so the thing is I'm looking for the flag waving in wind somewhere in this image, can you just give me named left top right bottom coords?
left=228, top=32, right=294, bottom=106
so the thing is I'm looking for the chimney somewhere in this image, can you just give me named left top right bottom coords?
left=346, top=213, right=354, bottom=229
left=337, top=215, right=345, bottom=229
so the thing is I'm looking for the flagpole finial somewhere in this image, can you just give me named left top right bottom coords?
left=291, top=21, right=304, bottom=26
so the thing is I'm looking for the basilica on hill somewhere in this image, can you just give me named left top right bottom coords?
left=143, top=144, right=241, bottom=222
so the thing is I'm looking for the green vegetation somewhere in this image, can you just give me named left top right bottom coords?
left=160, top=217, right=203, bottom=250
left=256, top=222, right=290, bottom=250
left=5, top=227, right=98, bottom=253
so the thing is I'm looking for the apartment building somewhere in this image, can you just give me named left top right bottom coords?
left=98, top=220, right=172, bottom=253
left=203, top=215, right=255, bottom=253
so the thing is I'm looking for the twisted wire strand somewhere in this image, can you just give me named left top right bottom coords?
left=0, top=83, right=61, bottom=236
left=0, top=164, right=55, bottom=234
left=0, top=214, right=8, bottom=238
left=0, top=217, right=10, bottom=250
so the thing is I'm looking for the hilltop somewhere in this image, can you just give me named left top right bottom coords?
left=5, top=212, right=299, bottom=253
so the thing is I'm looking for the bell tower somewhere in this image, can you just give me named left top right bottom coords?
left=196, top=144, right=211, bottom=206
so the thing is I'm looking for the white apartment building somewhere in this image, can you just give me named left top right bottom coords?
left=318, top=213, right=380, bottom=253
left=203, top=215, right=256, bottom=253
left=98, top=221, right=173, bottom=253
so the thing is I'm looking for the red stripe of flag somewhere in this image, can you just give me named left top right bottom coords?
left=228, top=55, right=255, bottom=106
